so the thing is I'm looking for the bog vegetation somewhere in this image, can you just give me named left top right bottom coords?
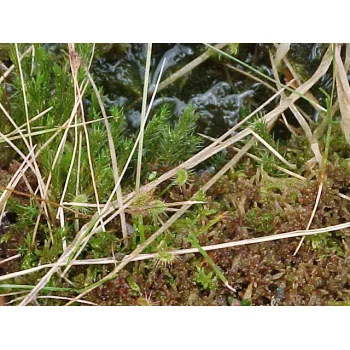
left=1, top=43, right=350, bottom=306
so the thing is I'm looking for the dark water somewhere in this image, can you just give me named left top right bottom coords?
left=90, top=43, right=330, bottom=138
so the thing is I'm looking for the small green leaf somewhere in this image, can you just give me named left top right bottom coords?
left=148, top=171, right=157, bottom=181
left=240, top=299, right=252, bottom=306
left=195, top=267, right=217, bottom=290
left=126, top=276, right=141, bottom=294
left=228, top=43, right=239, bottom=56
left=0, top=232, right=12, bottom=244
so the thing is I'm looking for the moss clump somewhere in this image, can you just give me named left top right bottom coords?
left=61, top=154, right=350, bottom=306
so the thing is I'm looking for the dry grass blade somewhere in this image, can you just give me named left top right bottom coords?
left=269, top=50, right=323, bottom=167
left=0, top=264, right=59, bottom=282
left=274, top=44, right=324, bottom=115
left=0, top=147, right=36, bottom=216
left=274, top=43, right=291, bottom=69
left=198, top=133, right=306, bottom=181
left=35, top=296, right=98, bottom=306
left=0, top=131, right=40, bottom=183
left=338, top=193, right=350, bottom=202
left=0, top=254, right=21, bottom=265
left=98, top=57, right=167, bottom=215
left=224, top=62, right=277, bottom=92
left=14, top=46, right=52, bottom=234
left=1, top=115, right=114, bottom=144
left=156, top=43, right=227, bottom=93
left=2, top=217, right=350, bottom=285
left=35, top=81, right=89, bottom=172
left=68, top=44, right=104, bottom=230
left=0, top=185, right=89, bottom=218
left=0, top=291, right=28, bottom=298
left=37, top=68, right=87, bottom=175
left=249, top=129, right=296, bottom=169
left=215, top=45, right=332, bottom=152
left=0, top=103, right=51, bottom=226
left=293, top=181, right=324, bottom=256
left=5, top=107, right=53, bottom=138
left=344, top=43, right=350, bottom=73
left=15, top=44, right=32, bottom=149
left=87, top=72, right=128, bottom=240
left=335, top=44, right=350, bottom=145
left=75, top=131, right=83, bottom=232
left=56, top=105, right=79, bottom=228
left=290, top=103, right=322, bottom=167
left=7, top=294, right=97, bottom=306
left=136, top=43, right=152, bottom=193
left=136, top=220, right=350, bottom=261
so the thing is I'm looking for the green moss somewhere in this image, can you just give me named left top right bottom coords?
left=195, top=267, right=217, bottom=291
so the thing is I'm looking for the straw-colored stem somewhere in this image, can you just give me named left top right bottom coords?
left=87, top=72, right=128, bottom=240
left=14, top=44, right=32, bottom=149
left=156, top=43, right=227, bottom=93
left=136, top=43, right=152, bottom=193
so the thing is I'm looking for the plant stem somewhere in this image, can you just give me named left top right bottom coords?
left=188, top=233, right=235, bottom=292
left=136, top=43, right=153, bottom=193
left=0, top=284, right=80, bottom=293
